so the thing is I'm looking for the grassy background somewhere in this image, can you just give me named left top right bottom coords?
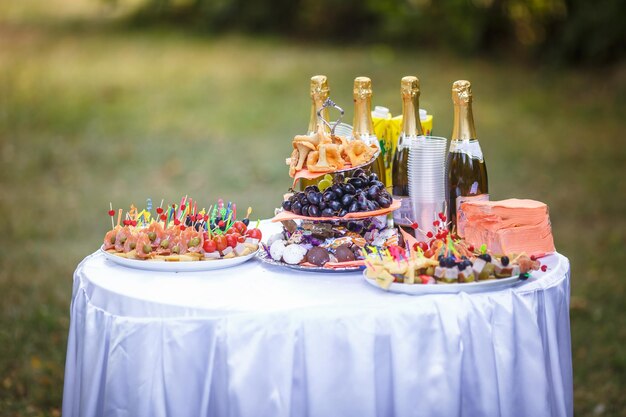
left=0, top=1, right=625, bottom=416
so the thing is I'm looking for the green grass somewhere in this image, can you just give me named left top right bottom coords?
left=0, top=3, right=625, bottom=416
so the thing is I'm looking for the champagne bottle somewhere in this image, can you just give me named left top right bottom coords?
left=352, top=76, right=386, bottom=185
left=392, top=76, right=424, bottom=233
left=447, top=80, right=489, bottom=236
left=298, top=75, right=331, bottom=191
left=308, top=75, right=331, bottom=135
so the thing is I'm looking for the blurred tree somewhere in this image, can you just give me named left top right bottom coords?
left=115, top=0, right=625, bottom=65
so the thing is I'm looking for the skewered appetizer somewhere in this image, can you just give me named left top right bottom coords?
left=102, top=197, right=262, bottom=261
left=364, top=243, right=541, bottom=290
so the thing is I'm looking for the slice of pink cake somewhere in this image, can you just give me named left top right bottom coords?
left=458, top=199, right=556, bottom=256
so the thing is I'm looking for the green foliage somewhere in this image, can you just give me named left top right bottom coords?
left=125, top=0, right=625, bottom=65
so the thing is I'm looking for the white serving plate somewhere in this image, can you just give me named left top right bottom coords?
left=362, top=270, right=524, bottom=294
left=100, top=247, right=258, bottom=272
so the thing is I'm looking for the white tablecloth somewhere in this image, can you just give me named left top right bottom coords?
left=62, top=223, right=572, bottom=417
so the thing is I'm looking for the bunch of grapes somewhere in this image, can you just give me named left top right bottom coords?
left=282, top=169, right=393, bottom=218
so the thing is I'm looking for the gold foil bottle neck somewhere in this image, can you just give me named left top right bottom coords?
left=353, top=76, right=372, bottom=100
left=452, top=80, right=472, bottom=105
left=310, top=75, right=329, bottom=98
left=401, top=76, right=420, bottom=100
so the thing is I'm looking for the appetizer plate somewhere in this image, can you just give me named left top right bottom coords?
left=362, top=270, right=523, bottom=295
left=257, top=248, right=363, bottom=273
left=100, top=247, right=258, bottom=272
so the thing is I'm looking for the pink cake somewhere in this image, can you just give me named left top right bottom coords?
left=458, top=198, right=556, bottom=256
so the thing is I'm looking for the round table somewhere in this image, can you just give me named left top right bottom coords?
left=62, top=223, right=573, bottom=417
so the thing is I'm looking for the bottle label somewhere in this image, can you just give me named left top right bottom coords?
left=456, top=193, right=490, bottom=237
left=449, top=139, right=484, bottom=161
left=392, top=195, right=414, bottom=226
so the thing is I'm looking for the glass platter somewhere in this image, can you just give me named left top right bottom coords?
left=256, top=247, right=364, bottom=273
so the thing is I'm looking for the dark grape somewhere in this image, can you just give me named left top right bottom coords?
left=377, top=194, right=392, bottom=208
left=329, top=200, right=342, bottom=211
left=367, top=185, right=380, bottom=199
left=348, top=177, right=365, bottom=189
left=341, top=194, right=354, bottom=207
left=282, top=200, right=292, bottom=211
left=322, top=191, right=336, bottom=202
left=370, top=180, right=384, bottom=189
left=334, top=173, right=345, bottom=184
left=349, top=201, right=360, bottom=213
left=321, top=208, right=335, bottom=217
left=358, top=197, right=369, bottom=210
left=352, top=168, right=365, bottom=178
left=307, top=192, right=321, bottom=205
left=308, top=205, right=321, bottom=217
left=318, top=200, right=327, bottom=210
left=242, top=218, right=250, bottom=226
left=343, top=183, right=356, bottom=195
left=291, top=201, right=303, bottom=215
left=301, top=204, right=310, bottom=216
left=305, top=185, right=319, bottom=193
left=366, top=200, right=378, bottom=211
left=338, top=209, right=348, bottom=217
left=289, top=194, right=298, bottom=203
left=368, top=173, right=379, bottom=182
left=331, top=184, right=344, bottom=198
left=297, top=193, right=308, bottom=205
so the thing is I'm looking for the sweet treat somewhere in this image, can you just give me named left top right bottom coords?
left=282, top=244, right=307, bottom=264
left=306, top=247, right=331, bottom=266
left=335, top=244, right=356, bottom=262
left=458, top=199, right=555, bottom=256
left=102, top=197, right=261, bottom=262
left=262, top=214, right=398, bottom=269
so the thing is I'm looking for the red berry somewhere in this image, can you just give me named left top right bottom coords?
left=131, top=220, right=137, bottom=227
left=204, top=215, right=209, bottom=221
left=417, top=241, right=428, bottom=251
left=541, top=265, right=547, bottom=272
left=174, top=219, right=181, bottom=226
left=530, top=255, right=537, bottom=261
left=180, top=225, right=186, bottom=231
left=156, top=207, right=164, bottom=214
left=433, top=220, right=440, bottom=227
left=441, top=215, right=447, bottom=222
left=426, top=231, right=433, bottom=238
left=218, top=220, right=225, bottom=228
left=468, top=245, right=475, bottom=252
left=180, top=204, right=186, bottom=210
left=108, top=210, right=115, bottom=216
left=160, top=214, right=167, bottom=221
left=411, top=222, right=418, bottom=230
left=413, top=242, right=419, bottom=251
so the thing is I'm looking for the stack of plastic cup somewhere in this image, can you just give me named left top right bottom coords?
left=407, top=135, right=448, bottom=241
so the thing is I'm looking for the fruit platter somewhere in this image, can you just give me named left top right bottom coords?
left=101, top=196, right=263, bottom=272
left=259, top=169, right=401, bottom=271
